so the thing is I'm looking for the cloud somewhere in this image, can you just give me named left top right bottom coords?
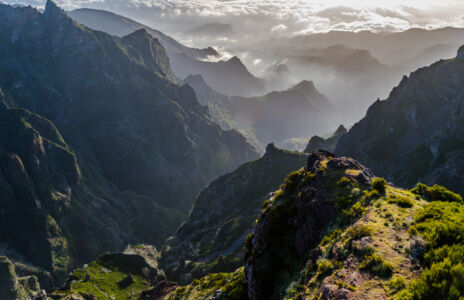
left=271, top=24, right=288, bottom=32
left=5, top=0, right=464, bottom=49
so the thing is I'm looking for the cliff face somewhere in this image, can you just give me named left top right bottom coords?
left=160, top=144, right=308, bottom=283
left=0, top=1, right=259, bottom=291
left=336, top=46, right=464, bottom=194
left=0, top=1, right=259, bottom=211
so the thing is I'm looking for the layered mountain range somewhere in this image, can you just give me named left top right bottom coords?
left=68, top=8, right=266, bottom=97
left=2, top=1, right=464, bottom=300
left=184, top=74, right=335, bottom=150
left=0, top=0, right=258, bottom=291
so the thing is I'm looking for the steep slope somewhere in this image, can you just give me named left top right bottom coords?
left=305, top=125, right=347, bottom=153
left=184, top=75, right=335, bottom=149
left=51, top=152, right=464, bottom=299
left=0, top=1, right=259, bottom=291
left=68, top=8, right=217, bottom=60
left=172, top=55, right=266, bottom=97
left=0, top=1, right=258, bottom=211
left=165, top=151, right=464, bottom=299
left=336, top=45, right=464, bottom=194
left=160, top=144, right=308, bottom=283
left=0, top=101, right=184, bottom=292
left=68, top=8, right=266, bottom=97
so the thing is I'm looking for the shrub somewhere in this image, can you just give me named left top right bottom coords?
left=387, top=196, right=414, bottom=208
left=371, top=178, right=387, bottom=194
left=316, top=259, right=334, bottom=276
left=411, top=183, right=463, bottom=204
left=283, top=170, right=302, bottom=192
left=388, top=276, right=406, bottom=293
left=352, top=240, right=375, bottom=257
left=321, top=228, right=343, bottom=246
left=403, top=201, right=464, bottom=299
left=342, top=203, right=368, bottom=224
left=346, top=224, right=372, bottom=241
left=359, top=254, right=393, bottom=277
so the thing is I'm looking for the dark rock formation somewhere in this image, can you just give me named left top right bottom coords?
left=336, top=44, right=464, bottom=194
left=245, top=151, right=374, bottom=299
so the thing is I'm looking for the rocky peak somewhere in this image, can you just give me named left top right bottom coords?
left=334, top=124, right=347, bottom=136
left=43, top=0, right=65, bottom=19
left=226, top=56, right=247, bottom=71
left=204, top=46, right=218, bottom=56
left=292, top=80, right=315, bottom=91
left=125, top=28, right=149, bottom=39
left=289, top=80, right=325, bottom=100
left=457, top=45, right=464, bottom=60
left=245, top=152, right=375, bottom=299
left=308, top=150, right=374, bottom=184
left=265, top=142, right=277, bottom=153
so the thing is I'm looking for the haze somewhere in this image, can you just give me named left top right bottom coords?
left=5, top=0, right=464, bottom=146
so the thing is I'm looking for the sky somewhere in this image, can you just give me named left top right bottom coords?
left=5, top=0, right=464, bottom=37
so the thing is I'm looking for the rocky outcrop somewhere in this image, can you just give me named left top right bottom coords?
left=305, top=125, right=347, bottom=153
left=457, top=45, right=464, bottom=60
left=245, top=151, right=374, bottom=299
left=336, top=44, right=464, bottom=193
left=160, top=145, right=308, bottom=283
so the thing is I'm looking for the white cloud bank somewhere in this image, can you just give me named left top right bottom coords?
left=5, top=0, right=464, bottom=36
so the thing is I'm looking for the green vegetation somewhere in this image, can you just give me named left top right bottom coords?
left=359, top=254, right=393, bottom=277
left=53, top=253, right=161, bottom=300
left=398, top=200, right=464, bottom=299
left=345, top=224, right=372, bottom=241
left=167, top=268, right=247, bottom=300
left=388, top=195, right=414, bottom=208
left=411, top=183, right=463, bottom=203
left=316, top=259, right=334, bottom=276
left=388, top=276, right=406, bottom=294
left=371, top=177, right=387, bottom=194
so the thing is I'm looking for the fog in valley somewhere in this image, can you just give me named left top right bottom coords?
left=5, top=0, right=464, bottom=149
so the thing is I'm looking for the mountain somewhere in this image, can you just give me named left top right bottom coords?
left=43, top=151, right=464, bottom=299
left=336, top=45, right=464, bottom=194
left=282, top=27, right=464, bottom=63
left=286, top=45, right=389, bottom=75
left=159, top=144, right=308, bottom=283
left=0, top=0, right=258, bottom=291
left=382, top=43, right=460, bottom=69
left=184, top=75, right=335, bottom=149
left=173, top=55, right=266, bottom=97
left=160, top=151, right=464, bottom=299
left=68, top=8, right=217, bottom=61
left=304, top=125, right=347, bottom=153
left=68, top=8, right=266, bottom=97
